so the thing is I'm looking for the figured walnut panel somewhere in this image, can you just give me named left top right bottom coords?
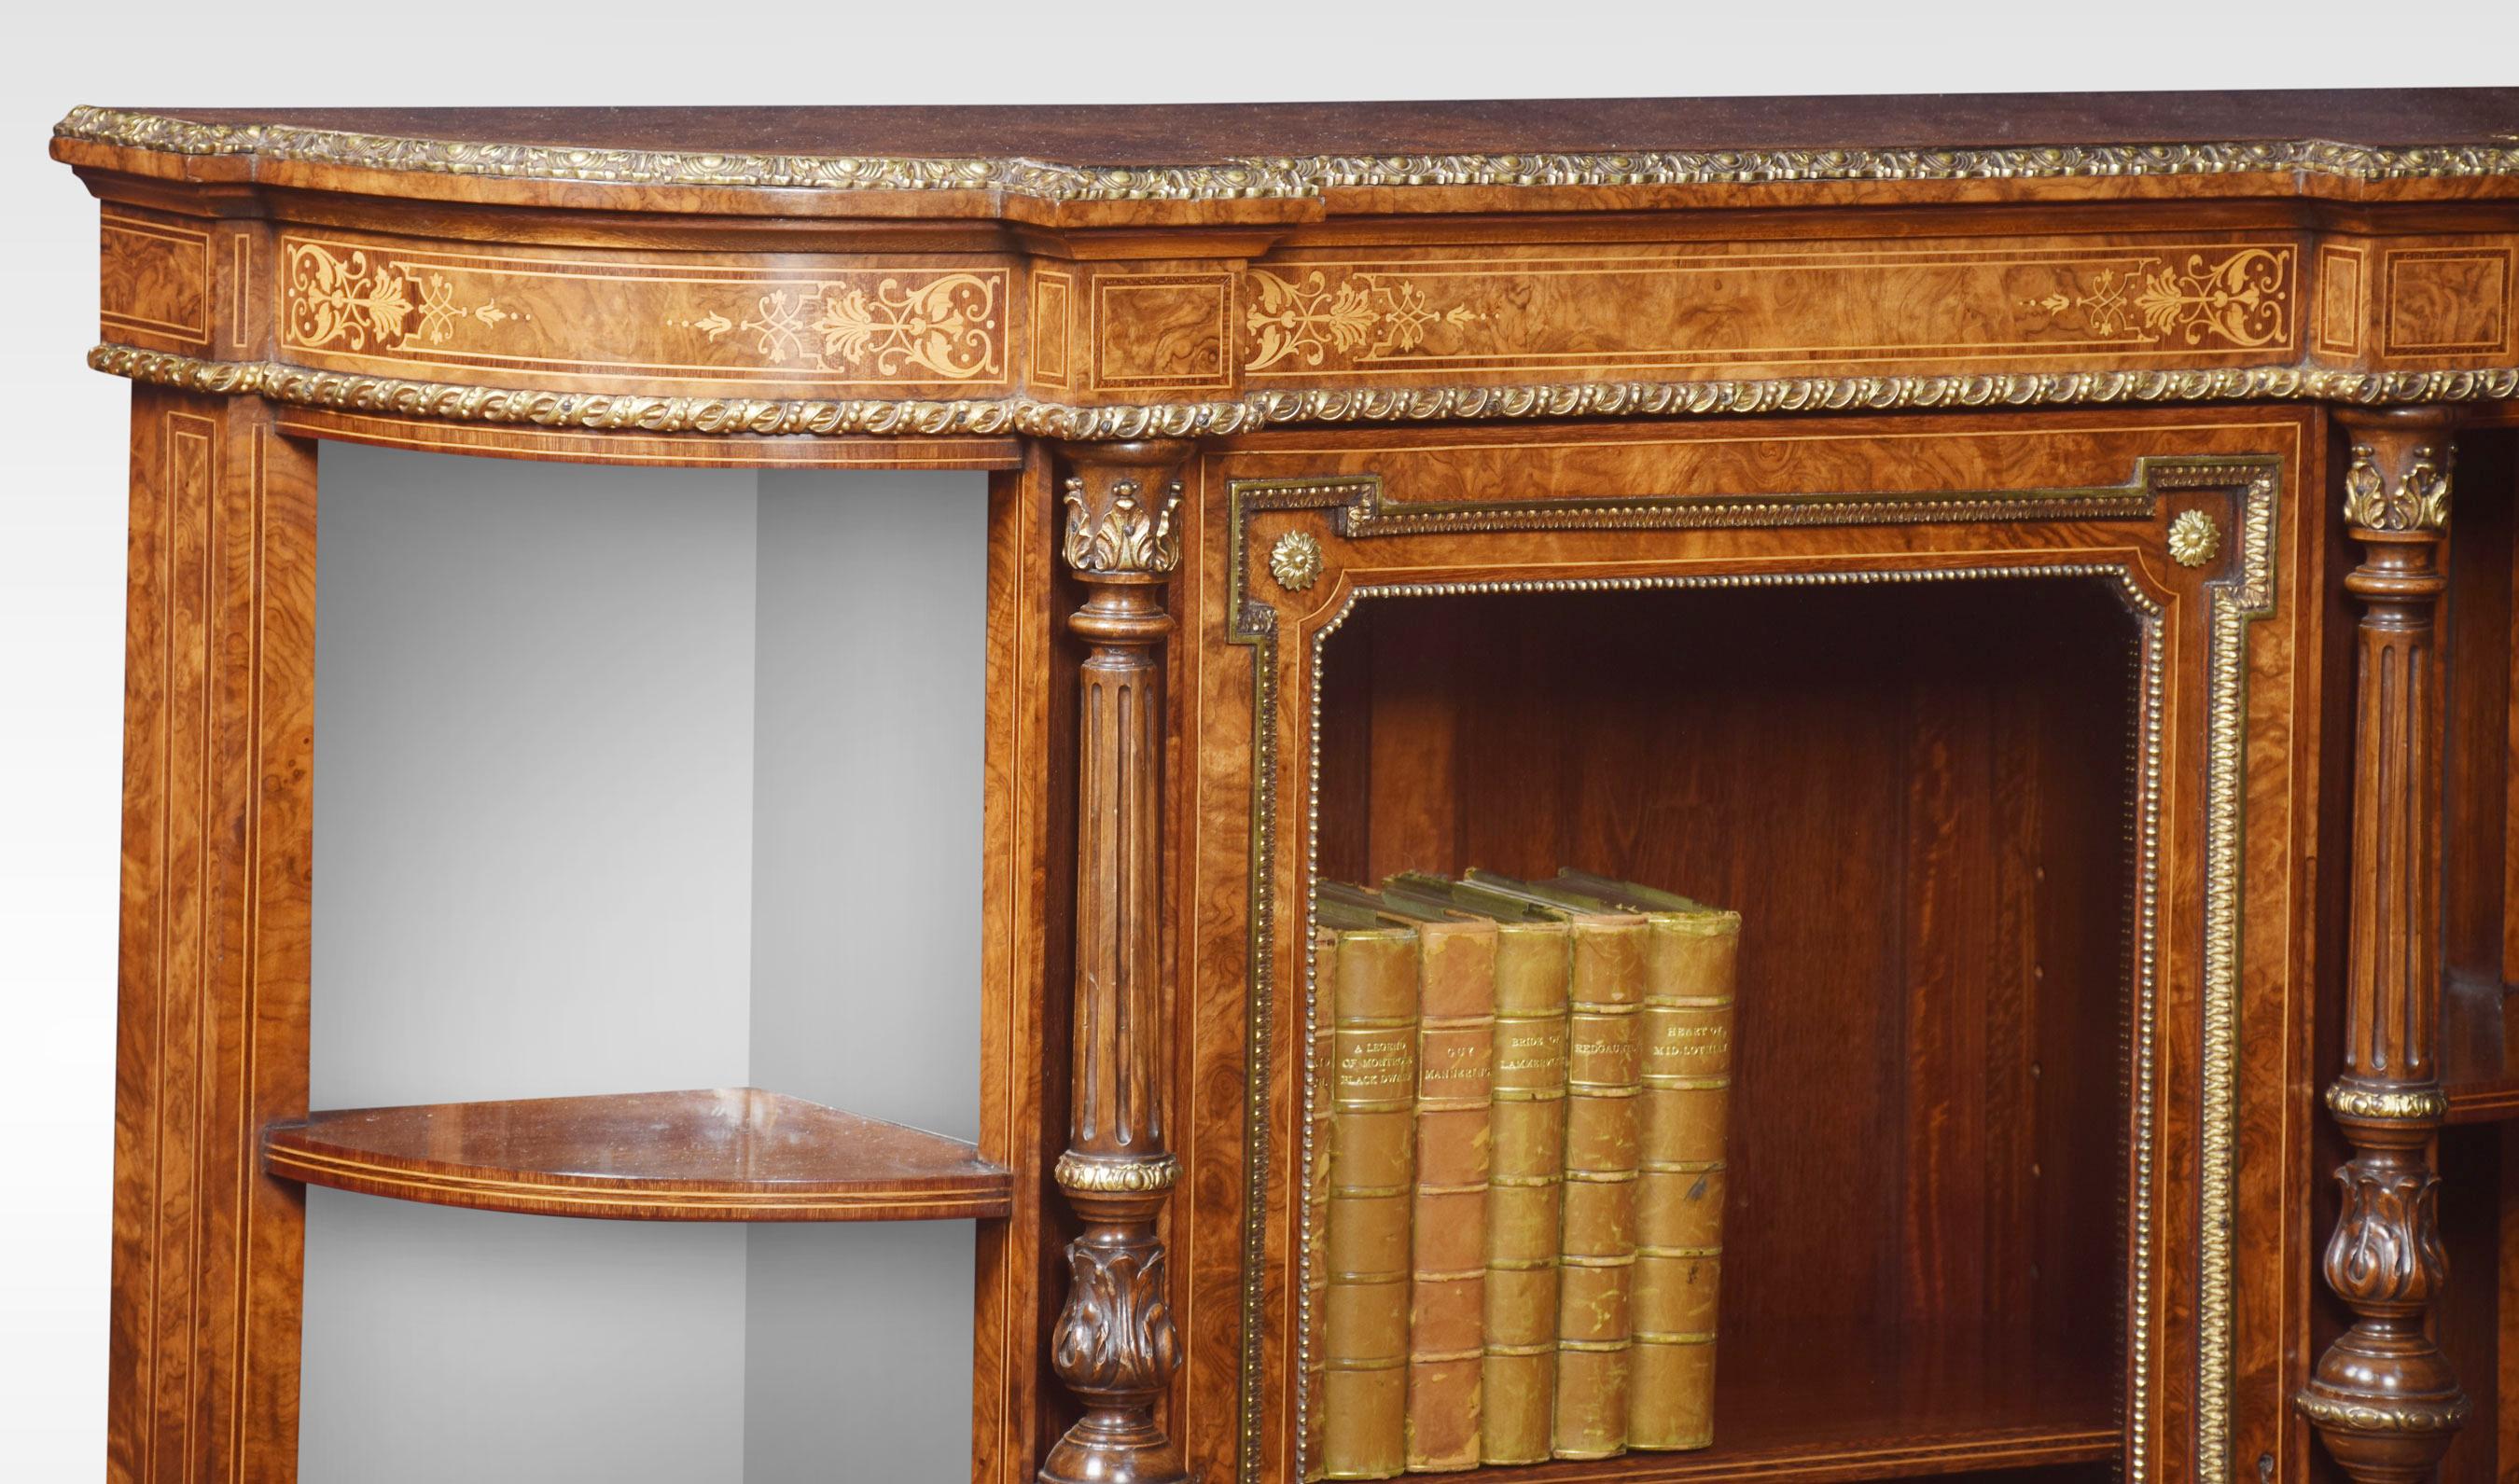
left=109, top=392, right=317, bottom=1484
left=2382, top=246, right=2515, bottom=360
left=1088, top=268, right=1235, bottom=394
left=98, top=209, right=212, bottom=352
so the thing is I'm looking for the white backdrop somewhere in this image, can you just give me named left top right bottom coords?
left=3, top=1, right=2511, bottom=1475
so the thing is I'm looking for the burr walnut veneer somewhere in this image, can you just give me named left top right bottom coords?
left=47, top=91, right=2519, bottom=1484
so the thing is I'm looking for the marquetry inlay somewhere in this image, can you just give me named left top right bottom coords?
left=1236, top=242, right=2297, bottom=381
left=2016, top=248, right=2290, bottom=349
left=277, top=234, right=1011, bottom=390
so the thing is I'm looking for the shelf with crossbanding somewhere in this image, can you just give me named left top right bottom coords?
left=262, top=1087, right=1010, bottom=1221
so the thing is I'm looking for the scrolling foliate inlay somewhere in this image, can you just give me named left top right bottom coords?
left=2016, top=248, right=2291, bottom=349
left=1245, top=270, right=1484, bottom=371
left=288, top=242, right=516, bottom=352
left=672, top=274, right=1000, bottom=380
left=281, top=235, right=1008, bottom=386
left=1241, top=244, right=2296, bottom=380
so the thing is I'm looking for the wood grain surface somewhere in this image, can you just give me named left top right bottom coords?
left=261, top=1089, right=1013, bottom=1221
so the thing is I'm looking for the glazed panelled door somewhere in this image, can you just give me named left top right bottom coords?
left=1178, top=411, right=2330, bottom=1484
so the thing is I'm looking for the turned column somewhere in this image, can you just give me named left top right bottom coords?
left=2298, top=408, right=2470, bottom=1479
left=1041, top=441, right=1196, bottom=1484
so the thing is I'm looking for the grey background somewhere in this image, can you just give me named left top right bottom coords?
left=303, top=443, right=983, bottom=1481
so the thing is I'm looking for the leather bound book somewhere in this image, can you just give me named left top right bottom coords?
left=1555, top=871, right=1740, bottom=1451
left=1388, top=872, right=1571, bottom=1467
left=1399, top=912, right=1497, bottom=1472
left=1481, top=914, right=1574, bottom=1465
left=1304, top=926, right=1340, bottom=1481
left=1461, top=871, right=1646, bottom=1462
left=1315, top=888, right=1420, bottom=1480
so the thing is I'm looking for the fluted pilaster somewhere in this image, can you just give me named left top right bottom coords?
left=2298, top=407, right=2469, bottom=1482
left=1041, top=440, right=1195, bottom=1484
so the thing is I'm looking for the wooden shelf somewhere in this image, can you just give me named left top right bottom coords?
left=1465, top=1323, right=2117, bottom=1484
left=2446, top=1081, right=2519, bottom=1125
left=263, top=1088, right=1011, bottom=1221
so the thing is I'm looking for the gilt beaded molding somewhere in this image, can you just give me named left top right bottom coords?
left=85, top=344, right=2519, bottom=443
left=1053, top=1153, right=1180, bottom=1195
left=2325, top=1085, right=2453, bottom=1122
left=2293, top=1394, right=2475, bottom=1435
left=54, top=107, right=2519, bottom=200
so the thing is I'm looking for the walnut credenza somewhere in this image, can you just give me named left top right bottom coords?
left=48, top=91, right=2519, bottom=1484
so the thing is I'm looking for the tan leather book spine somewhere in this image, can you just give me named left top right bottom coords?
left=1629, top=908, right=1740, bottom=1451
left=1406, top=921, right=1497, bottom=1472
left=1304, top=928, right=1338, bottom=1481
left=1553, top=915, right=1647, bottom=1461
left=1322, top=925, right=1418, bottom=1481
left=1481, top=920, right=1570, bottom=1466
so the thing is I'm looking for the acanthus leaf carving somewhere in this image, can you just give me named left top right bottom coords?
left=2342, top=441, right=2453, bottom=532
left=1049, top=1238, right=1181, bottom=1398
left=1063, top=476, right=1184, bottom=576
left=2322, top=1161, right=2449, bottom=1310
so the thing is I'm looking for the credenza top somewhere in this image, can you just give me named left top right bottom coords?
left=53, top=90, right=2519, bottom=215
left=63, top=90, right=2519, bottom=158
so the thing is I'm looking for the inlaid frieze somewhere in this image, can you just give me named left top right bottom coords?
left=276, top=234, right=1014, bottom=393
left=1233, top=241, right=2300, bottom=383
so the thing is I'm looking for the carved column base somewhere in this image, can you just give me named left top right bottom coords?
left=1040, top=1188, right=1191, bottom=1484
left=2296, top=1130, right=2466, bottom=1483
left=2298, top=1326, right=2470, bottom=1483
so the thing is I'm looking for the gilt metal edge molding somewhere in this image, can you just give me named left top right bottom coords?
left=2293, top=1393, right=2474, bottom=1434
left=54, top=107, right=2519, bottom=199
left=1053, top=1152, right=1180, bottom=1194
left=2195, top=464, right=2283, bottom=1484
left=86, top=345, right=2519, bottom=441
left=1284, top=563, right=2172, bottom=1484
left=2325, top=1084, right=2452, bottom=1122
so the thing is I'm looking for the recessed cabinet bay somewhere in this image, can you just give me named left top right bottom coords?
left=47, top=91, right=2519, bottom=1484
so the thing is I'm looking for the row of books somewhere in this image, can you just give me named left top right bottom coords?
left=1303, top=869, right=1741, bottom=1479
